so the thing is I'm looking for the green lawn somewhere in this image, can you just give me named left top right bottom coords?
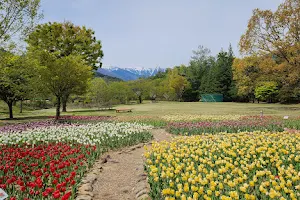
left=1, top=101, right=299, bottom=126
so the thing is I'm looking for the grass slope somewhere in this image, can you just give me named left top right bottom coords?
left=1, top=101, right=299, bottom=125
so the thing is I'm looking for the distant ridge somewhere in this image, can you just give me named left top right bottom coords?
left=96, top=67, right=165, bottom=81
left=94, top=71, right=123, bottom=82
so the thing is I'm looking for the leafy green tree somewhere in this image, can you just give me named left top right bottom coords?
left=128, top=79, right=149, bottom=104
left=187, top=46, right=215, bottom=100
left=167, top=68, right=190, bottom=101
left=255, top=82, right=279, bottom=103
left=198, top=46, right=235, bottom=101
left=0, top=50, right=36, bottom=118
left=0, top=0, right=42, bottom=45
left=108, top=81, right=134, bottom=104
left=212, top=47, right=235, bottom=101
left=232, top=56, right=261, bottom=102
left=87, top=78, right=113, bottom=109
left=26, top=21, right=103, bottom=111
left=32, top=53, right=92, bottom=119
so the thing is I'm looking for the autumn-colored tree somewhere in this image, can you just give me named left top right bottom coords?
left=239, top=0, right=300, bottom=102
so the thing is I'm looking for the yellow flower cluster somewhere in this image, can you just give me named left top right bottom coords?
left=161, top=114, right=243, bottom=122
left=145, top=131, right=300, bottom=200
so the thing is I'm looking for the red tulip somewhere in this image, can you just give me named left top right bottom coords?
left=70, top=180, right=76, bottom=185
left=42, top=191, right=49, bottom=197
left=52, top=179, right=58, bottom=185
left=61, top=191, right=72, bottom=200
left=20, top=186, right=26, bottom=191
left=53, top=190, right=60, bottom=199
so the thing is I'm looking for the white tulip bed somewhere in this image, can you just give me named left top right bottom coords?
left=0, top=122, right=153, bottom=146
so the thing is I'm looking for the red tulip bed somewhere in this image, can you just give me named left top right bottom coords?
left=0, top=122, right=153, bottom=200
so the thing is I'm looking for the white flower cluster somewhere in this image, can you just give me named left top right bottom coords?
left=0, top=122, right=153, bottom=146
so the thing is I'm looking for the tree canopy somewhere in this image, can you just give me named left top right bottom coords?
left=0, top=0, right=42, bottom=45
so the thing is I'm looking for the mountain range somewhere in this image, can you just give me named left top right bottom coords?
left=96, top=67, right=165, bottom=81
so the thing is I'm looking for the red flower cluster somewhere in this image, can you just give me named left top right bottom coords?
left=0, top=143, right=97, bottom=199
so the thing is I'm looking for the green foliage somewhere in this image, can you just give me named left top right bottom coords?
left=167, top=68, right=190, bottom=101
left=87, top=78, right=112, bottom=109
left=26, top=21, right=103, bottom=70
left=31, top=51, right=92, bottom=118
left=0, top=0, right=42, bottom=45
left=27, top=21, right=103, bottom=113
left=198, top=46, right=235, bottom=101
left=255, top=82, right=279, bottom=103
left=0, top=50, right=36, bottom=118
left=187, top=46, right=215, bottom=99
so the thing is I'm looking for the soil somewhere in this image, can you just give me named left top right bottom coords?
left=92, top=129, right=173, bottom=200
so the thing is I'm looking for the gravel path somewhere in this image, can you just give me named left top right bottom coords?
left=91, top=129, right=172, bottom=200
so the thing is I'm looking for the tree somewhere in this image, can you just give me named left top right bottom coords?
left=198, top=46, right=235, bottom=101
left=87, top=78, right=112, bottom=109
left=167, top=68, right=190, bottom=101
left=129, top=79, right=149, bottom=104
left=232, top=56, right=261, bottom=102
left=213, top=47, right=235, bottom=101
left=239, top=0, right=300, bottom=102
left=0, top=50, right=35, bottom=118
left=26, top=21, right=103, bottom=111
left=109, top=82, right=134, bottom=104
left=0, top=0, right=42, bottom=45
left=255, top=81, right=279, bottom=103
left=187, top=46, right=215, bottom=100
left=32, top=53, right=92, bottom=119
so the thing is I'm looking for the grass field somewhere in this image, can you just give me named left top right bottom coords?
left=1, top=101, right=299, bottom=125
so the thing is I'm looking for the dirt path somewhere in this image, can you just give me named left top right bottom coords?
left=91, top=129, right=172, bottom=200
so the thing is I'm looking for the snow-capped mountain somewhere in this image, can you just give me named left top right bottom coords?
left=97, top=67, right=165, bottom=81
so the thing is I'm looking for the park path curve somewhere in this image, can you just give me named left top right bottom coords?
left=91, top=129, right=173, bottom=200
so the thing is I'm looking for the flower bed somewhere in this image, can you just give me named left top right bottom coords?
left=144, top=131, right=300, bottom=200
left=115, top=116, right=167, bottom=127
left=0, top=122, right=153, bottom=199
left=0, top=121, right=62, bottom=133
left=161, top=115, right=243, bottom=122
left=167, top=120, right=284, bottom=135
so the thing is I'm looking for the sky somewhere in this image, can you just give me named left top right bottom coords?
left=40, top=0, right=282, bottom=69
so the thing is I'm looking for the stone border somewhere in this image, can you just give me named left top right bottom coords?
left=75, top=160, right=103, bottom=200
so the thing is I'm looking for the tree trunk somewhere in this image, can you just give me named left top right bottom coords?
left=56, top=96, right=61, bottom=120
left=20, top=100, right=23, bottom=113
left=138, top=96, right=142, bottom=104
left=62, top=94, right=69, bottom=112
left=8, top=101, right=13, bottom=119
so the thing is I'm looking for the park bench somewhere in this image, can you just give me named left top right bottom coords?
left=115, top=108, right=133, bottom=113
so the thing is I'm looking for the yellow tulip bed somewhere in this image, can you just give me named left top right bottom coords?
left=144, top=131, right=300, bottom=200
